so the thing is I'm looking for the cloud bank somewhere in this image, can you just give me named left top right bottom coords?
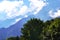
left=49, top=9, right=60, bottom=18
left=0, top=0, right=47, bottom=21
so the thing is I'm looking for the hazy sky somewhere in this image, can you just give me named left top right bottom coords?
left=0, top=0, right=60, bottom=28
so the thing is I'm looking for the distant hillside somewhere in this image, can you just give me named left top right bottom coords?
left=0, top=15, right=35, bottom=40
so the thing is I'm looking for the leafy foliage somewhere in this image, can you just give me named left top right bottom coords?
left=43, top=18, right=60, bottom=40
left=20, top=18, right=44, bottom=40
left=7, top=18, right=60, bottom=40
left=7, top=36, right=19, bottom=40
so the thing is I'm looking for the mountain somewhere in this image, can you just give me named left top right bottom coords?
left=0, top=15, right=35, bottom=40
left=0, top=28, right=7, bottom=40
left=0, top=14, right=51, bottom=40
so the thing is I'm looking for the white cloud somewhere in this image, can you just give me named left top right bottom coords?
left=17, top=5, right=28, bottom=15
left=24, top=15, right=28, bottom=18
left=49, top=9, right=60, bottom=18
left=0, top=1, right=24, bottom=19
left=15, top=18, right=22, bottom=22
left=0, top=0, right=47, bottom=28
left=7, top=5, right=28, bottom=18
left=0, top=1, right=23, bottom=11
left=29, top=0, right=46, bottom=15
left=0, top=0, right=46, bottom=20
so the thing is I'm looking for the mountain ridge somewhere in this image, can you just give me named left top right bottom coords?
left=0, top=15, right=35, bottom=40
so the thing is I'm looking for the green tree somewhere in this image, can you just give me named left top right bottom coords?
left=20, top=18, right=44, bottom=40
left=7, top=18, right=60, bottom=40
left=43, top=18, right=60, bottom=40
left=7, top=36, right=20, bottom=40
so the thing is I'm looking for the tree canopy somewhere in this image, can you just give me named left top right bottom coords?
left=7, top=18, right=60, bottom=40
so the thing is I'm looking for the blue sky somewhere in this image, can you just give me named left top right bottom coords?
left=0, top=0, right=60, bottom=28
